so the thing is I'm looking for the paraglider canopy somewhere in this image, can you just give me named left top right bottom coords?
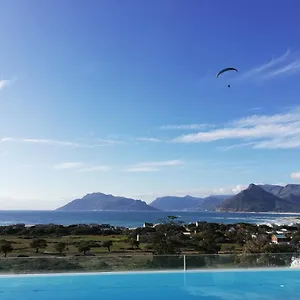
left=216, top=67, right=238, bottom=87
left=216, top=67, right=238, bottom=78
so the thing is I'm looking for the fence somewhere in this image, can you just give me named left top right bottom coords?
left=0, top=253, right=298, bottom=274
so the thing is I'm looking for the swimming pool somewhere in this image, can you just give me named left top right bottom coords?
left=0, top=269, right=299, bottom=300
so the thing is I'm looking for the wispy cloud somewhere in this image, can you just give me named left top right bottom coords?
left=125, top=166, right=160, bottom=172
left=23, top=138, right=79, bottom=147
left=0, top=138, right=13, bottom=142
left=174, top=124, right=300, bottom=143
left=253, top=137, right=300, bottom=149
left=263, top=60, right=300, bottom=79
left=54, top=162, right=84, bottom=170
left=54, top=162, right=111, bottom=172
left=0, top=137, right=121, bottom=148
left=291, top=172, right=300, bottom=179
left=232, top=108, right=300, bottom=127
left=136, top=137, right=162, bottom=142
left=138, top=160, right=183, bottom=167
left=173, top=107, right=300, bottom=149
left=240, top=49, right=290, bottom=79
left=124, top=159, right=183, bottom=172
left=217, top=142, right=254, bottom=151
left=238, top=49, right=300, bottom=81
left=249, top=107, right=262, bottom=112
left=160, top=124, right=210, bottom=130
left=0, top=79, right=12, bottom=90
left=79, top=165, right=112, bottom=172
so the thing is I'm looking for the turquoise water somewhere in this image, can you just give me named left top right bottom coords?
left=1, top=269, right=300, bottom=300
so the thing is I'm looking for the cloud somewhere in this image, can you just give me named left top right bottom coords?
left=231, top=184, right=248, bottom=194
left=252, top=137, right=300, bottom=149
left=0, top=138, right=13, bottom=142
left=79, top=165, right=112, bottom=172
left=217, top=142, right=254, bottom=151
left=54, top=162, right=83, bottom=170
left=173, top=107, right=300, bottom=149
left=160, top=124, right=210, bottom=130
left=238, top=49, right=300, bottom=81
left=23, top=138, right=79, bottom=147
left=136, top=137, right=162, bottom=142
left=263, top=60, right=300, bottom=79
left=240, top=49, right=290, bottom=78
left=138, top=160, right=183, bottom=167
left=125, top=166, right=160, bottom=172
left=54, top=162, right=112, bottom=172
left=96, top=139, right=124, bottom=145
left=0, top=79, right=11, bottom=90
left=124, top=159, right=183, bottom=172
left=291, top=172, right=300, bottom=179
left=249, top=107, right=262, bottom=112
left=0, top=137, right=120, bottom=148
left=233, top=108, right=300, bottom=127
left=174, top=124, right=300, bottom=143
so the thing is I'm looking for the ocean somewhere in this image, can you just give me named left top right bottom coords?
left=0, top=210, right=299, bottom=228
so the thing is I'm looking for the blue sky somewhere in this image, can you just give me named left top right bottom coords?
left=1, top=0, right=300, bottom=209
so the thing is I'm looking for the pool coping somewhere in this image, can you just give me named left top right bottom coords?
left=0, top=267, right=299, bottom=278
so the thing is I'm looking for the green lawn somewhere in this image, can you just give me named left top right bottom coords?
left=1, top=235, right=149, bottom=257
left=1, top=235, right=244, bottom=258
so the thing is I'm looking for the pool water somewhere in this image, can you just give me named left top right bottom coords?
left=0, top=269, right=300, bottom=300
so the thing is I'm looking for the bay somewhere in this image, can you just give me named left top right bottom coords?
left=0, top=210, right=299, bottom=228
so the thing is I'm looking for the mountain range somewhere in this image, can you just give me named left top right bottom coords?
left=150, top=195, right=229, bottom=211
left=56, top=184, right=300, bottom=212
left=217, top=184, right=300, bottom=212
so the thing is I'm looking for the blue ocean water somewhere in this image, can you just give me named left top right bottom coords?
left=0, top=210, right=298, bottom=227
left=0, top=269, right=300, bottom=300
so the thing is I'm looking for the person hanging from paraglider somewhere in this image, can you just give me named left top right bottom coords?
left=216, top=67, right=238, bottom=88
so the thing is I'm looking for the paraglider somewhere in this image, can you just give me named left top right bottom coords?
left=216, top=67, right=238, bottom=88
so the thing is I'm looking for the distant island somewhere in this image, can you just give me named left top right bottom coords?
left=56, top=193, right=159, bottom=212
left=56, top=184, right=300, bottom=213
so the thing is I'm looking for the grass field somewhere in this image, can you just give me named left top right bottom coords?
left=1, top=234, right=244, bottom=258
left=1, top=235, right=149, bottom=257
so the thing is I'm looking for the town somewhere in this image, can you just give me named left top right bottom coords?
left=0, top=216, right=299, bottom=273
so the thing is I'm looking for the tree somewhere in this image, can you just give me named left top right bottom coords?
left=55, top=242, right=67, bottom=254
left=167, top=216, right=178, bottom=222
left=152, top=232, right=181, bottom=255
left=264, top=243, right=297, bottom=254
left=126, top=237, right=140, bottom=249
left=30, top=238, right=47, bottom=253
left=227, top=245, right=236, bottom=253
left=78, top=242, right=90, bottom=255
left=132, top=240, right=140, bottom=249
left=193, top=239, right=221, bottom=254
left=0, top=240, right=13, bottom=257
left=102, top=240, right=113, bottom=252
left=189, top=233, right=221, bottom=254
left=242, top=235, right=270, bottom=254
